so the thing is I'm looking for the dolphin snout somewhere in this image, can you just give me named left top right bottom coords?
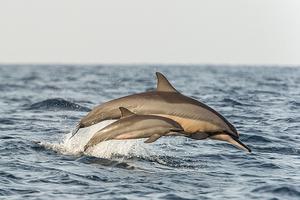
left=209, top=133, right=251, bottom=153
left=83, top=145, right=88, bottom=152
left=230, top=135, right=251, bottom=153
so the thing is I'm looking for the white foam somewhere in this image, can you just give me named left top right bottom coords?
left=41, top=120, right=152, bottom=159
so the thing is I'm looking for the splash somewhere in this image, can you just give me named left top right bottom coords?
left=41, top=120, right=152, bottom=159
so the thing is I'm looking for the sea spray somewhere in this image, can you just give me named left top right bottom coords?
left=41, top=120, right=152, bottom=159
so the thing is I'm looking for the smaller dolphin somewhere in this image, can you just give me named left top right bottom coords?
left=84, top=107, right=183, bottom=151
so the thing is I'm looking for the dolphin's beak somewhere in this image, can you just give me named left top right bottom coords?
left=210, top=133, right=251, bottom=153
left=229, top=135, right=252, bottom=153
left=83, top=145, right=89, bottom=152
left=69, top=123, right=81, bottom=139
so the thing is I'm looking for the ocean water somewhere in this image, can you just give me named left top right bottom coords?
left=0, top=64, right=299, bottom=200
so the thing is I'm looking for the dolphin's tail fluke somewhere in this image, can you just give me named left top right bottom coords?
left=69, top=122, right=81, bottom=139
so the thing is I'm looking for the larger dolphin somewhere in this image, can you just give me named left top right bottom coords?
left=73, top=72, right=251, bottom=152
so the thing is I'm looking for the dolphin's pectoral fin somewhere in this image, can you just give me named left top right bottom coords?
left=144, top=134, right=162, bottom=143
left=156, top=72, right=178, bottom=93
left=188, top=132, right=209, bottom=140
left=119, top=107, right=135, bottom=118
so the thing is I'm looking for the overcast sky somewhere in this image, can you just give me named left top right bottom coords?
left=0, top=0, right=299, bottom=65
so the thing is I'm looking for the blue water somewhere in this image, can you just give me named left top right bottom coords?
left=0, top=64, right=299, bottom=200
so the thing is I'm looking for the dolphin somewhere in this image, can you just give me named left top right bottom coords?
left=84, top=107, right=184, bottom=151
left=73, top=72, right=251, bottom=152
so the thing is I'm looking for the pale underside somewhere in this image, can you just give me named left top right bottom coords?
left=152, top=114, right=221, bottom=134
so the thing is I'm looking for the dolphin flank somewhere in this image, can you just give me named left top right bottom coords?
left=84, top=107, right=183, bottom=151
left=73, top=72, right=251, bottom=152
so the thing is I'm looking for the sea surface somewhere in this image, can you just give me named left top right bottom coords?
left=0, top=64, right=299, bottom=200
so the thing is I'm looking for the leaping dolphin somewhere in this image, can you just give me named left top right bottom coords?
left=73, top=72, right=251, bottom=152
left=84, top=107, right=184, bottom=151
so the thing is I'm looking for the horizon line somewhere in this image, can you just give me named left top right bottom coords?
left=0, top=62, right=299, bottom=68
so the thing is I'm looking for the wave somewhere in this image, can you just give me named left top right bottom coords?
left=222, top=98, right=244, bottom=106
left=0, top=118, right=15, bottom=125
left=289, top=100, right=300, bottom=109
left=252, top=185, right=300, bottom=197
left=27, top=98, right=91, bottom=112
left=77, top=156, right=135, bottom=170
left=244, top=135, right=272, bottom=143
left=254, top=146, right=300, bottom=156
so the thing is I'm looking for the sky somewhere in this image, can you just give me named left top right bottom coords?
left=0, top=0, right=299, bottom=65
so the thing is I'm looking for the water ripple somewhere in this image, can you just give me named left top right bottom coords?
left=252, top=185, right=300, bottom=198
left=27, top=98, right=91, bottom=112
left=1, top=65, right=299, bottom=200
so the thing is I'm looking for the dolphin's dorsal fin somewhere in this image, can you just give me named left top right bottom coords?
left=119, top=107, right=135, bottom=118
left=156, top=72, right=178, bottom=93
